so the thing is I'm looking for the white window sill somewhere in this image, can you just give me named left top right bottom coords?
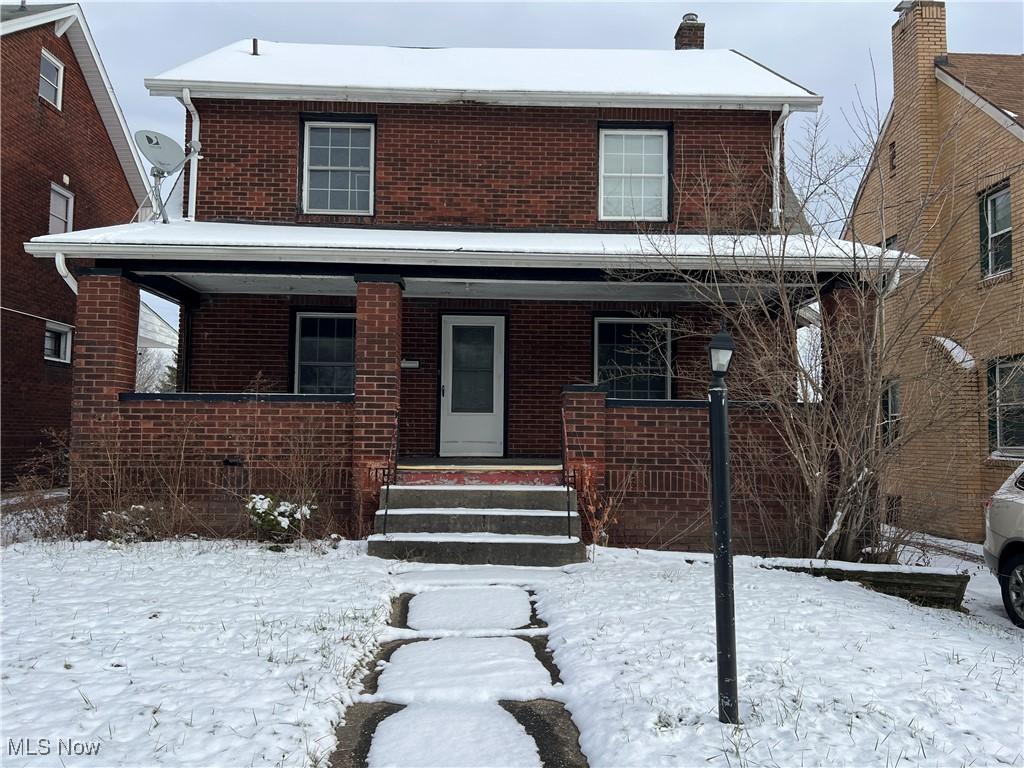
left=43, top=355, right=70, bottom=364
left=989, top=451, right=1024, bottom=462
left=598, top=216, right=668, bottom=223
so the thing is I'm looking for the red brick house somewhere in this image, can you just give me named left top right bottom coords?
left=25, top=16, right=911, bottom=552
left=0, top=3, right=153, bottom=483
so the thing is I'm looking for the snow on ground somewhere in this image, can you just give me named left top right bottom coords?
left=897, top=531, right=1008, bottom=627
left=406, top=585, right=533, bottom=631
left=366, top=703, right=540, bottom=768
left=533, top=548, right=1023, bottom=768
left=3, top=538, right=1021, bottom=767
left=372, top=636, right=553, bottom=704
left=0, top=539, right=392, bottom=767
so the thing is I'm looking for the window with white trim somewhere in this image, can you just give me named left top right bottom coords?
left=599, top=129, right=669, bottom=221
left=990, top=357, right=1023, bottom=455
left=980, top=183, right=1011, bottom=276
left=303, top=122, right=374, bottom=215
left=594, top=318, right=671, bottom=399
left=294, top=313, right=355, bottom=394
left=49, top=184, right=74, bottom=234
left=43, top=321, right=71, bottom=363
left=39, top=49, right=64, bottom=109
left=880, top=379, right=901, bottom=446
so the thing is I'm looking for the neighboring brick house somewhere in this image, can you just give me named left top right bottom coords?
left=0, top=3, right=172, bottom=484
left=26, top=16, right=909, bottom=549
left=845, top=1, right=1023, bottom=541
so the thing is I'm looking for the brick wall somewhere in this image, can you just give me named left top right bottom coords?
left=563, top=396, right=799, bottom=553
left=1, top=22, right=139, bottom=483
left=844, top=1, right=1023, bottom=540
left=185, top=99, right=776, bottom=232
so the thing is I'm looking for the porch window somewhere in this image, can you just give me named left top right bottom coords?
left=594, top=318, right=671, bottom=399
left=303, top=122, right=374, bottom=215
left=599, top=129, right=669, bottom=221
left=43, top=321, right=71, bottom=363
left=989, top=356, right=1023, bottom=455
left=294, top=313, right=355, bottom=394
left=979, top=182, right=1011, bottom=277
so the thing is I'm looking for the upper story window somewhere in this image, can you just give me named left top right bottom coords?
left=294, top=313, right=355, bottom=394
left=39, top=49, right=64, bottom=109
left=594, top=317, right=671, bottom=399
left=49, top=184, right=73, bottom=234
left=989, top=356, right=1023, bottom=455
left=880, top=379, right=901, bottom=446
left=888, top=142, right=897, bottom=173
left=303, top=122, right=374, bottom=215
left=599, top=128, right=669, bottom=221
left=980, top=182, right=1011, bottom=277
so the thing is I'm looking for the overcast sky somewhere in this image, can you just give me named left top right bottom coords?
left=76, top=0, right=1023, bottom=326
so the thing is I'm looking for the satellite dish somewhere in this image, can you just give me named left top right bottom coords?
left=134, top=130, right=186, bottom=174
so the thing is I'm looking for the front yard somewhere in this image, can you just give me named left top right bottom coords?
left=1, top=540, right=1021, bottom=767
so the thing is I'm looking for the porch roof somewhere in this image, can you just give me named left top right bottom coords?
left=26, top=220, right=923, bottom=274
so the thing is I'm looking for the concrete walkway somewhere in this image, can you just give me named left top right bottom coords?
left=330, top=571, right=588, bottom=768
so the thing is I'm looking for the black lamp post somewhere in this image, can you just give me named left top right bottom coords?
left=707, top=323, right=739, bottom=725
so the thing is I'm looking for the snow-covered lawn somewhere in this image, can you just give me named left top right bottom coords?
left=2, top=539, right=1020, bottom=767
left=1, top=540, right=392, bottom=767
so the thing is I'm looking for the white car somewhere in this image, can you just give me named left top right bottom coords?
left=984, top=463, right=1024, bottom=627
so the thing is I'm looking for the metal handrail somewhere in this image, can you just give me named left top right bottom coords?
left=559, top=406, right=573, bottom=540
left=381, top=409, right=400, bottom=536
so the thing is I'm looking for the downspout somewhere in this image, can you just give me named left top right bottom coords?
left=182, top=87, right=200, bottom=220
left=770, top=103, right=791, bottom=229
left=55, top=252, right=77, bottom=294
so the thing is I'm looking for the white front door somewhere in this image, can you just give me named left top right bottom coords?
left=440, top=315, right=505, bottom=457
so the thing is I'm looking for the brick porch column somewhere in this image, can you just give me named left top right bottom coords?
left=561, top=384, right=608, bottom=489
left=353, top=275, right=404, bottom=527
left=70, top=271, right=139, bottom=530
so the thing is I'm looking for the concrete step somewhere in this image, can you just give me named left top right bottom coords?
left=367, top=532, right=587, bottom=567
left=396, top=467, right=565, bottom=486
left=381, top=484, right=575, bottom=512
left=374, top=508, right=581, bottom=537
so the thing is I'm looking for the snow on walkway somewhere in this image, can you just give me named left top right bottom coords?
left=366, top=703, right=541, bottom=768
left=406, top=585, right=533, bottom=630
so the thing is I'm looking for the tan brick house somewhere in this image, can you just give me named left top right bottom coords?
left=845, top=0, right=1023, bottom=541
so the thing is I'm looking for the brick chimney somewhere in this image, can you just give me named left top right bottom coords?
left=890, top=1, right=947, bottom=243
left=674, top=12, right=705, bottom=50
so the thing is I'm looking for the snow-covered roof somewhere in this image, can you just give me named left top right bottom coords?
left=25, top=220, right=922, bottom=273
left=1, top=4, right=149, bottom=207
left=145, top=40, right=821, bottom=111
left=931, top=336, right=975, bottom=370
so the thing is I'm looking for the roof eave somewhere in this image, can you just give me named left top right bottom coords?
left=144, top=78, right=822, bottom=112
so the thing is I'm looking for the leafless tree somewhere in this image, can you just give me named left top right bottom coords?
left=135, top=347, right=175, bottom=393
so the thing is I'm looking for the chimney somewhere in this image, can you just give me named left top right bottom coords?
left=674, top=12, right=705, bottom=50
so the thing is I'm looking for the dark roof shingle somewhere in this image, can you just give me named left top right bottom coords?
left=938, top=53, right=1024, bottom=126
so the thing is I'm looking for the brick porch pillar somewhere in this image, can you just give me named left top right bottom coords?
left=70, top=271, right=140, bottom=531
left=561, top=384, right=608, bottom=488
left=353, top=275, right=404, bottom=528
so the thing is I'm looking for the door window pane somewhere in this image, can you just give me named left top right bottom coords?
left=452, top=325, right=494, bottom=413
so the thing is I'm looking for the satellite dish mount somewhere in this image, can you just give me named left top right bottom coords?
left=133, top=130, right=200, bottom=223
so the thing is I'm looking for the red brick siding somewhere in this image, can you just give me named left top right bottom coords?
left=1, top=22, right=139, bottom=483
left=186, top=100, right=775, bottom=232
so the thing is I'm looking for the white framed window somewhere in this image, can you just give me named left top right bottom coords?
left=594, top=317, right=672, bottom=400
left=49, top=183, right=74, bottom=234
left=599, top=128, right=669, bottom=221
left=991, top=357, right=1023, bottom=455
left=39, top=49, right=64, bottom=109
left=43, top=321, right=72, bottom=363
left=981, top=184, right=1011, bottom=277
left=880, top=379, right=901, bottom=446
left=302, top=122, right=374, bottom=215
left=294, top=313, right=356, bottom=394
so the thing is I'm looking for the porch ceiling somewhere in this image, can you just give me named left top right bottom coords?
left=140, top=272, right=802, bottom=302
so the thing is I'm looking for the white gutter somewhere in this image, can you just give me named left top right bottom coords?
left=770, top=103, right=791, bottom=229
left=146, top=78, right=822, bottom=112
left=55, top=253, right=77, bottom=294
left=181, top=88, right=200, bottom=220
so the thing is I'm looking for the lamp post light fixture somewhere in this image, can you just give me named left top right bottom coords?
left=707, top=323, right=739, bottom=725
